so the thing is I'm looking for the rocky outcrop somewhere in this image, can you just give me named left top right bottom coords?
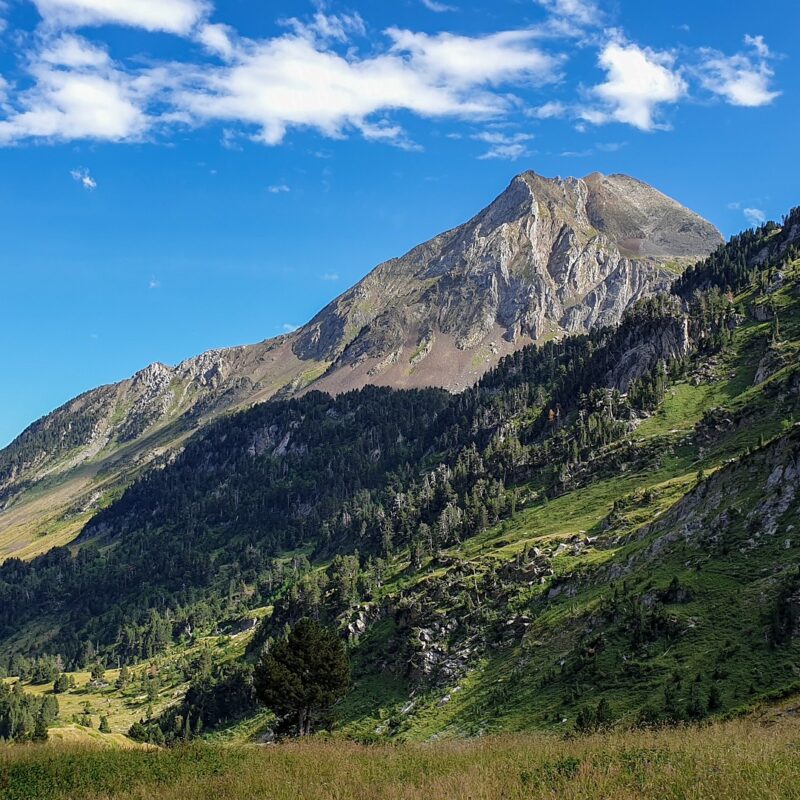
left=753, top=345, right=787, bottom=385
left=604, top=305, right=692, bottom=392
left=635, top=424, right=800, bottom=560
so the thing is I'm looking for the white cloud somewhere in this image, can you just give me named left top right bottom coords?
left=744, top=34, right=770, bottom=59
left=40, top=33, right=110, bottom=67
left=386, top=28, right=560, bottom=89
left=698, top=35, right=779, bottom=107
left=474, top=130, right=533, bottom=160
left=420, top=0, right=456, bottom=12
left=282, top=323, right=299, bottom=333
left=32, top=0, right=209, bottom=35
left=560, top=139, right=625, bottom=157
left=0, top=37, right=159, bottom=144
left=321, top=272, right=339, bottom=281
left=281, top=10, right=366, bottom=44
left=0, top=6, right=778, bottom=150
left=596, top=140, right=624, bottom=151
left=586, top=40, right=686, bottom=130
left=743, top=207, right=765, bottom=226
left=148, top=277, right=161, bottom=289
left=534, top=0, right=601, bottom=26
left=173, top=27, right=560, bottom=148
left=197, top=23, right=237, bottom=60
left=70, top=166, right=96, bottom=189
left=267, top=184, right=290, bottom=194
left=527, top=100, right=566, bottom=119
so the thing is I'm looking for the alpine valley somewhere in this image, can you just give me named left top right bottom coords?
left=2, top=170, right=800, bottom=756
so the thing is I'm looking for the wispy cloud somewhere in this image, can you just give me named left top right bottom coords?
left=474, top=130, right=534, bottom=160
left=743, top=207, right=766, bottom=226
left=280, top=9, right=366, bottom=44
left=0, top=8, right=563, bottom=148
left=561, top=141, right=625, bottom=157
left=744, top=34, right=771, bottom=59
left=534, top=0, right=602, bottom=27
left=70, top=166, right=96, bottom=189
left=0, top=5, right=782, bottom=149
left=31, top=0, right=209, bottom=35
left=197, top=22, right=237, bottom=59
left=282, top=322, right=299, bottom=333
left=420, top=0, right=457, bottom=12
left=267, top=184, right=291, bottom=194
left=697, top=34, right=780, bottom=107
left=527, top=100, right=567, bottom=119
left=321, top=272, right=339, bottom=281
left=148, top=277, right=161, bottom=289
left=163, top=20, right=562, bottom=151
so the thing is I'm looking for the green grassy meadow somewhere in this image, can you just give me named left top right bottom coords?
left=4, top=711, right=800, bottom=800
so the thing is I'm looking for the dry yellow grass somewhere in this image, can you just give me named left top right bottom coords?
left=4, top=714, right=800, bottom=800
left=45, top=724, right=149, bottom=749
left=130, top=722, right=800, bottom=800
left=0, top=481, right=95, bottom=561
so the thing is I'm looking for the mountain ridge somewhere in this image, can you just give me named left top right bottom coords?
left=0, top=169, right=722, bottom=558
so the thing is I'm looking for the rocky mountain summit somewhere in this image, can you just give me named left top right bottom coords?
left=302, top=170, right=721, bottom=393
left=0, top=170, right=721, bottom=554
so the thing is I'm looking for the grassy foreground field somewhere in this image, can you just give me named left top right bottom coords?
left=3, top=714, right=800, bottom=800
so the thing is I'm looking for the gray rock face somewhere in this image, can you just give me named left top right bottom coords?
left=604, top=304, right=692, bottom=393
left=297, top=171, right=722, bottom=393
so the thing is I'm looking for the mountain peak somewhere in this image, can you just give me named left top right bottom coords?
left=0, top=170, right=723, bottom=552
left=485, top=169, right=721, bottom=261
left=296, top=169, right=722, bottom=395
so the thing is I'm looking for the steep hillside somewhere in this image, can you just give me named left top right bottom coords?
left=0, top=171, right=721, bottom=560
left=1, top=208, right=797, bottom=744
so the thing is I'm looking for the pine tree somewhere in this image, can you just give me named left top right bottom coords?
left=115, top=664, right=130, bottom=689
left=708, top=683, right=722, bottom=711
left=595, top=697, right=611, bottom=728
left=254, top=618, right=350, bottom=737
left=33, top=711, right=49, bottom=742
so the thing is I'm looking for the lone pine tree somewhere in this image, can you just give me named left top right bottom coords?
left=254, top=618, right=350, bottom=737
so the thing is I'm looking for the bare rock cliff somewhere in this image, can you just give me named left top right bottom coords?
left=301, top=171, right=722, bottom=393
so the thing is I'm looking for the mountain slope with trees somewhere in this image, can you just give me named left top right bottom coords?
left=0, top=207, right=798, bottom=742
left=0, top=171, right=721, bottom=563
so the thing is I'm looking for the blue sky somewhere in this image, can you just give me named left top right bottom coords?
left=0, top=0, right=797, bottom=446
